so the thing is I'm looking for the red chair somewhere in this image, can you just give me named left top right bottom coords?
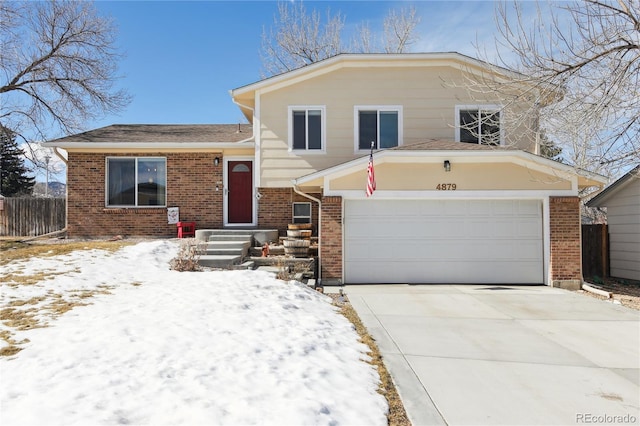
left=177, top=221, right=196, bottom=238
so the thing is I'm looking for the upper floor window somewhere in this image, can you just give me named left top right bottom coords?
left=355, top=106, right=402, bottom=151
left=456, top=105, right=502, bottom=146
left=106, top=157, right=166, bottom=207
left=289, top=106, right=325, bottom=152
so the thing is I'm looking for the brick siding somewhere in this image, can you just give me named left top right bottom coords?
left=66, top=152, right=320, bottom=238
left=320, top=196, right=342, bottom=281
left=256, top=188, right=320, bottom=237
left=549, top=196, right=582, bottom=282
left=67, top=152, right=223, bottom=237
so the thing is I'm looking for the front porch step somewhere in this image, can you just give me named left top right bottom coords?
left=200, top=248, right=246, bottom=256
left=195, top=229, right=279, bottom=246
left=198, top=241, right=250, bottom=256
left=198, top=254, right=242, bottom=269
left=208, top=234, right=253, bottom=242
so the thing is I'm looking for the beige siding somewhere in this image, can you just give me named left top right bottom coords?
left=606, top=178, right=640, bottom=281
left=330, top=162, right=571, bottom=191
left=259, top=66, right=536, bottom=187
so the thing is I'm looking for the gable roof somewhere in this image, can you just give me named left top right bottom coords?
left=587, top=165, right=640, bottom=207
left=230, top=52, right=533, bottom=122
left=43, top=124, right=254, bottom=148
left=232, top=52, right=518, bottom=96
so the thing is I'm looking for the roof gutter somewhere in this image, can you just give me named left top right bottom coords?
left=292, top=184, right=323, bottom=285
left=41, top=141, right=255, bottom=149
left=231, top=97, right=255, bottom=126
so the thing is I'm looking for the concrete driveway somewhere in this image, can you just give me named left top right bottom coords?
left=343, top=284, right=640, bottom=426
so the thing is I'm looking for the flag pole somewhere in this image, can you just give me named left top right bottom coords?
left=366, top=141, right=376, bottom=197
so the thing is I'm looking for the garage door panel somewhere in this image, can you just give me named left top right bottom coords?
left=344, top=199, right=543, bottom=284
left=346, top=259, right=543, bottom=284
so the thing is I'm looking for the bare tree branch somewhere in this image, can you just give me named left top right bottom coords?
left=468, top=0, right=640, bottom=179
left=260, top=1, right=421, bottom=77
left=383, top=6, right=420, bottom=54
left=0, top=0, right=131, bottom=155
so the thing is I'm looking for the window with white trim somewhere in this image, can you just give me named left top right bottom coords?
left=456, top=105, right=502, bottom=145
left=355, top=106, right=402, bottom=151
left=106, top=157, right=166, bottom=207
left=289, top=106, right=325, bottom=151
left=292, top=202, right=312, bottom=224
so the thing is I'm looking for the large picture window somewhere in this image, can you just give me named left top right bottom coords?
left=355, top=106, right=402, bottom=151
left=456, top=106, right=502, bottom=145
left=107, top=157, right=166, bottom=207
left=289, top=106, right=325, bottom=152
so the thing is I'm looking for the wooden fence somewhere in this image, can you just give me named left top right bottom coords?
left=582, top=224, right=609, bottom=279
left=0, top=197, right=66, bottom=237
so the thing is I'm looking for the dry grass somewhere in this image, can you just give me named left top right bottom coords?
left=0, top=330, right=27, bottom=356
left=0, top=238, right=131, bottom=357
left=0, top=238, right=132, bottom=267
left=331, top=294, right=411, bottom=426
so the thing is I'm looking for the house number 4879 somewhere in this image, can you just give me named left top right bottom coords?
left=436, top=183, right=457, bottom=190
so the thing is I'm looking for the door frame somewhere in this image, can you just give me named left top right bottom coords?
left=223, top=156, right=256, bottom=227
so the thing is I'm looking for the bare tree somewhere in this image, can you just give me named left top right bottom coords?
left=0, top=0, right=130, bottom=165
left=485, top=0, right=640, bottom=178
left=260, top=2, right=345, bottom=76
left=261, top=2, right=421, bottom=77
left=383, top=6, right=420, bottom=53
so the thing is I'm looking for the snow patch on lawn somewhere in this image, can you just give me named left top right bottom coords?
left=1, top=240, right=387, bottom=425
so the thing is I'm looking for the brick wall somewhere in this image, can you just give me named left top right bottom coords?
left=256, top=188, right=320, bottom=237
left=320, top=196, right=342, bottom=281
left=67, top=152, right=223, bottom=237
left=549, top=196, right=582, bottom=285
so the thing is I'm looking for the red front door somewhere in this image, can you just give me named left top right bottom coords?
left=227, top=160, right=253, bottom=224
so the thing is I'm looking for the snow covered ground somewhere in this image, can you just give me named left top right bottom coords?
left=1, top=240, right=387, bottom=425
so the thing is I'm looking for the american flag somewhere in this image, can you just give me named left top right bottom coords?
left=366, top=142, right=376, bottom=197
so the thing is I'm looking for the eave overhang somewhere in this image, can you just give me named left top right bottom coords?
left=293, top=149, right=607, bottom=191
left=41, top=141, right=255, bottom=150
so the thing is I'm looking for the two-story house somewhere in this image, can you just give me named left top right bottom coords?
left=44, top=53, right=606, bottom=287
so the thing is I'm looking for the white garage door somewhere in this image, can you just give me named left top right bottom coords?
left=344, top=199, right=543, bottom=284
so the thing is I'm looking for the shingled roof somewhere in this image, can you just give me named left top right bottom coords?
left=46, top=124, right=253, bottom=144
left=392, top=139, right=519, bottom=151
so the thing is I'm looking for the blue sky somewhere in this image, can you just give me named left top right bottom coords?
left=88, top=0, right=510, bottom=129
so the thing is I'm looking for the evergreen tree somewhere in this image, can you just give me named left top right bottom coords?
left=0, top=126, right=35, bottom=196
left=539, top=131, right=563, bottom=163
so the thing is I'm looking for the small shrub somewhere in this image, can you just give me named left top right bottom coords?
left=169, top=239, right=202, bottom=272
left=592, top=275, right=605, bottom=285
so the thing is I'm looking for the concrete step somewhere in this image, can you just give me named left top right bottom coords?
left=200, top=247, right=247, bottom=256
left=195, top=229, right=279, bottom=245
left=208, top=234, right=253, bottom=242
left=196, top=241, right=251, bottom=267
left=233, top=260, right=255, bottom=270
left=198, top=254, right=242, bottom=268
left=200, top=241, right=251, bottom=251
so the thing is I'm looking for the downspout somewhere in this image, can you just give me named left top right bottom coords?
left=293, top=184, right=322, bottom=285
